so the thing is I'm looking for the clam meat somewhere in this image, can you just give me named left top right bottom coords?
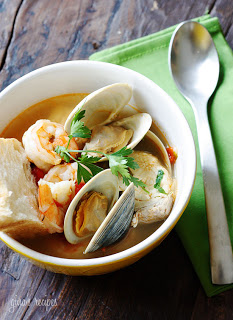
left=64, top=169, right=119, bottom=244
left=74, top=191, right=108, bottom=238
left=118, top=132, right=175, bottom=227
left=65, top=83, right=152, bottom=159
left=83, top=125, right=133, bottom=156
left=85, top=182, right=135, bottom=254
left=64, top=169, right=135, bottom=254
left=83, top=113, right=152, bottom=158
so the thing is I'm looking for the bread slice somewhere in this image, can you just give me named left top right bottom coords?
left=0, top=138, right=47, bottom=238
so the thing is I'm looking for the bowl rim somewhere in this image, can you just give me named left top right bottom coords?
left=0, top=60, right=197, bottom=267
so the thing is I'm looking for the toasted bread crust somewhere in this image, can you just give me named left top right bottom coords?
left=0, top=138, right=48, bottom=238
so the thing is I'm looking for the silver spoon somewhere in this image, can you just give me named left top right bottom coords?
left=169, top=21, right=233, bottom=284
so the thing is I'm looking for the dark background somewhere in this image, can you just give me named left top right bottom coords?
left=0, top=1, right=233, bottom=319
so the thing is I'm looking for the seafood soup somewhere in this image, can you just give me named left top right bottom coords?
left=1, top=91, right=176, bottom=259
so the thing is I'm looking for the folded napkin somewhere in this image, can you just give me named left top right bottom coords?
left=90, top=14, right=233, bottom=297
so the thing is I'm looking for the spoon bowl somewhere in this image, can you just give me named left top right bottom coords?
left=169, top=21, right=233, bottom=285
left=169, top=21, right=219, bottom=102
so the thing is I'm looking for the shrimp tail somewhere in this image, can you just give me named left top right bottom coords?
left=38, top=183, right=64, bottom=233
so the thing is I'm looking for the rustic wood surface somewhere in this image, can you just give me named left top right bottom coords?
left=0, top=0, right=233, bottom=319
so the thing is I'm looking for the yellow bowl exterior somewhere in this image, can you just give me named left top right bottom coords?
left=0, top=231, right=167, bottom=275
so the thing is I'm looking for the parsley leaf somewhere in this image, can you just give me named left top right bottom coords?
left=83, top=163, right=103, bottom=177
left=79, top=153, right=103, bottom=179
left=77, top=163, right=93, bottom=184
left=155, top=169, right=164, bottom=185
left=70, top=109, right=91, bottom=138
left=110, top=146, right=133, bottom=157
left=79, top=153, right=102, bottom=164
left=157, top=187, right=167, bottom=194
left=154, top=169, right=167, bottom=194
left=54, top=146, right=70, bottom=163
left=55, top=143, right=148, bottom=191
left=129, top=176, right=148, bottom=193
left=107, top=154, right=129, bottom=177
left=124, top=156, right=140, bottom=170
left=71, top=109, right=85, bottom=125
left=106, top=150, right=148, bottom=192
left=106, top=148, right=139, bottom=173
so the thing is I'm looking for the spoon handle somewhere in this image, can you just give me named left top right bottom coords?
left=192, top=100, right=233, bottom=284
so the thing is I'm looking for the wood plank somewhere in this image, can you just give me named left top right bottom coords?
left=1, top=0, right=233, bottom=91
left=210, top=0, right=233, bottom=36
left=0, top=0, right=219, bottom=91
left=191, top=287, right=233, bottom=319
left=1, top=232, right=198, bottom=320
left=0, top=0, right=23, bottom=68
left=0, top=254, right=46, bottom=319
left=0, top=0, right=119, bottom=90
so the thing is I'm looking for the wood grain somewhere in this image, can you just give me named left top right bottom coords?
left=0, top=0, right=23, bottom=68
left=0, top=233, right=199, bottom=319
left=1, top=0, right=232, bottom=91
left=0, top=0, right=233, bottom=319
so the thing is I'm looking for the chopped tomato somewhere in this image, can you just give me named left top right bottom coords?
left=75, top=182, right=85, bottom=194
left=54, top=199, right=64, bottom=208
left=166, top=147, right=177, bottom=165
left=31, top=166, right=45, bottom=184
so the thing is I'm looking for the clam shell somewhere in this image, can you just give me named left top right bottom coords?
left=117, top=130, right=172, bottom=199
left=112, top=113, right=152, bottom=150
left=85, top=113, right=152, bottom=163
left=64, top=169, right=119, bottom=244
left=146, top=130, right=171, bottom=174
left=84, top=182, right=135, bottom=254
left=64, top=83, right=132, bottom=132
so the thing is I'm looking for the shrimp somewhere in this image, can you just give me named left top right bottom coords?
left=22, top=119, right=78, bottom=172
left=38, top=179, right=76, bottom=233
left=38, top=163, right=85, bottom=233
left=43, top=162, right=78, bottom=183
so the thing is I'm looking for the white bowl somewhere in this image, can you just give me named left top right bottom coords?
left=0, top=61, right=196, bottom=275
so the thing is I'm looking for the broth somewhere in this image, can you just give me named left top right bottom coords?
left=1, top=93, right=170, bottom=259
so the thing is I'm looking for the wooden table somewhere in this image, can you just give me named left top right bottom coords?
left=1, top=1, right=233, bottom=319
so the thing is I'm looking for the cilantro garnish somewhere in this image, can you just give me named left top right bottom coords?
left=69, top=108, right=91, bottom=139
left=56, top=109, right=148, bottom=191
left=154, top=169, right=167, bottom=194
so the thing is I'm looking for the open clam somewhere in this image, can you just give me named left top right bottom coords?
left=64, top=82, right=152, bottom=161
left=64, top=169, right=119, bottom=244
left=111, top=113, right=152, bottom=151
left=64, top=83, right=133, bottom=132
left=83, top=113, right=152, bottom=161
left=118, top=130, right=172, bottom=196
left=118, top=130, right=174, bottom=227
left=85, top=182, right=134, bottom=254
left=64, top=169, right=135, bottom=253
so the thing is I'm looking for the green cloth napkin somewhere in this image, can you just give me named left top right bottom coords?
left=90, top=14, right=233, bottom=297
